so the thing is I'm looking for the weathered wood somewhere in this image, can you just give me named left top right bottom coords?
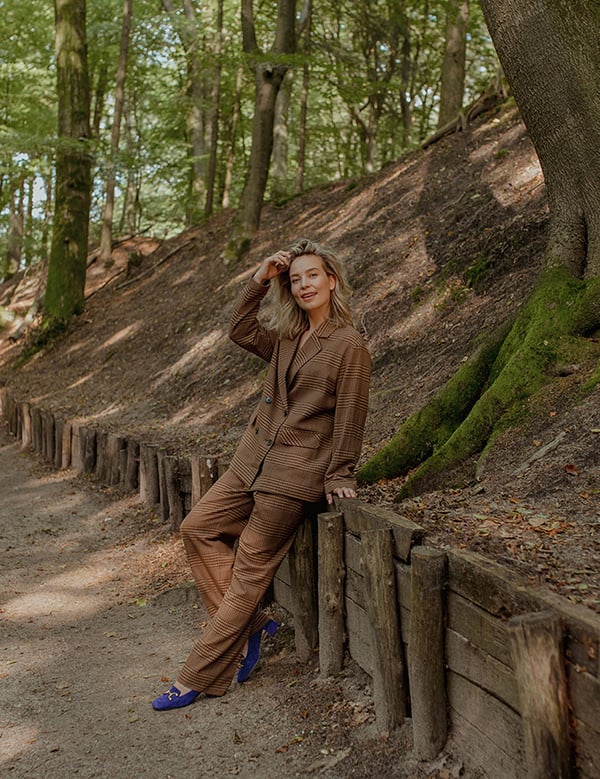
left=447, top=591, right=513, bottom=667
left=508, top=611, right=571, bottom=779
left=0, top=387, right=9, bottom=419
left=123, top=438, right=139, bottom=491
left=20, top=402, right=32, bottom=449
left=337, top=497, right=425, bottom=562
left=361, top=527, right=406, bottom=731
left=95, top=430, right=108, bottom=481
left=157, top=449, right=170, bottom=522
left=448, top=671, right=524, bottom=779
left=61, top=421, right=72, bottom=468
left=567, top=665, right=600, bottom=734
left=318, top=511, right=345, bottom=677
left=31, top=406, right=42, bottom=452
left=105, top=434, right=123, bottom=485
left=139, top=443, right=160, bottom=505
left=70, top=423, right=82, bottom=471
left=80, top=426, right=97, bottom=474
left=408, top=547, right=447, bottom=759
left=43, top=410, right=55, bottom=463
left=191, top=455, right=219, bottom=506
left=576, top=720, right=600, bottom=779
left=163, top=454, right=184, bottom=532
left=288, top=511, right=319, bottom=662
left=54, top=418, right=64, bottom=468
left=345, top=595, right=373, bottom=676
left=445, top=628, right=518, bottom=711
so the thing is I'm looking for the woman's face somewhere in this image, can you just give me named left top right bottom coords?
left=289, top=253, right=336, bottom=326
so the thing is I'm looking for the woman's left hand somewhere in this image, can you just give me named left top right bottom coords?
left=326, top=486, right=357, bottom=505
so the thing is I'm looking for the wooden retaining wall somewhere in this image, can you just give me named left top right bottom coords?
left=2, top=388, right=599, bottom=777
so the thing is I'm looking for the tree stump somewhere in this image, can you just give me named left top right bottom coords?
left=408, top=547, right=448, bottom=759
left=318, top=511, right=345, bottom=677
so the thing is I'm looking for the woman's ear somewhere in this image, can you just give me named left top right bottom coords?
left=328, top=274, right=336, bottom=291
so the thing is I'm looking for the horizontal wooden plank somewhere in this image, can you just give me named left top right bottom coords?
left=568, top=665, right=600, bottom=733
left=575, top=720, right=600, bottom=779
left=273, top=576, right=294, bottom=615
left=447, top=549, right=542, bottom=617
left=346, top=565, right=410, bottom=644
left=345, top=531, right=362, bottom=575
left=446, top=627, right=519, bottom=711
left=447, top=670, right=524, bottom=776
left=447, top=591, right=513, bottom=668
left=337, top=497, right=425, bottom=562
left=345, top=532, right=412, bottom=612
left=276, top=554, right=291, bottom=586
left=346, top=596, right=373, bottom=676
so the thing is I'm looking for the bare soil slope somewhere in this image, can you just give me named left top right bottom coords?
left=1, top=102, right=598, bottom=612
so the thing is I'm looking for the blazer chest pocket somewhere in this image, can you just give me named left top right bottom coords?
left=277, top=425, right=320, bottom=449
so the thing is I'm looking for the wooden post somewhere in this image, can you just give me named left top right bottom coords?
left=95, top=430, right=108, bottom=481
left=288, top=510, right=319, bottom=661
left=21, top=402, right=32, bottom=449
left=43, top=411, right=55, bottom=463
left=80, top=426, right=97, bottom=474
left=54, top=418, right=64, bottom=468
left=508, top=611, right=571, bottom=779
left=61, top=421, right=72, bottom=468
left=32, top=406, right=42, bottom=452
left=408, top=547, right=448, bottom=759
left=71, top=423, right=83, bottom=471
left=123, top=438, right=139, bottom=492
left=191, top=455, right=219, bottom=506
left=139, top=443, right=160, bottom=505
left=157, top=449, right=170, bottom=523
left=105, top=434, right=123, bottom=485
left=361, top=527, right=406, bottom=732
left=318, top=511, right=345, bottom=677
left=162, top=454, right=184, bottom=531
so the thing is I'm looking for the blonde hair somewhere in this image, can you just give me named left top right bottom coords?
left=271, top=238, right=354, bottom=339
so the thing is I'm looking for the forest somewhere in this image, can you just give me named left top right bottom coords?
left=1, top=0, right=599, bottom=516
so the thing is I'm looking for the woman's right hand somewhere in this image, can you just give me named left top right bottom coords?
left=253, top=251, right=292, bottom=284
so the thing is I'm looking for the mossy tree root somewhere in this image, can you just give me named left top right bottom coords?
left=357, top=269, right=600, bottom=499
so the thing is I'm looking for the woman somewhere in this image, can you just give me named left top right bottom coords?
left=152, top=238, right=371, bottom=710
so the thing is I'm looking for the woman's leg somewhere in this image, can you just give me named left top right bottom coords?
left=180, top=469, right=254, bottom=618
left=178, top=490, right=306, bottom=696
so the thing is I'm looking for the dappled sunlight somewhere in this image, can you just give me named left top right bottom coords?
left=0, top=723, right=39, bottom=767
left=152, top=328, right=225, bottom=389
left=100, top=323, right=141, bottom=350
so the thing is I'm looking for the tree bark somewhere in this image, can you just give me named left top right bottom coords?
left=224, top=0, right=296, bottom=261
left=99, top=0, right=133, bottom=266
left=204, top=0, right=223, bottom=218
left=437, top=0, right=469, bottom=129
left=479, top=0, right=600, bottom=278
left=44, top=0, right=92, bottom=330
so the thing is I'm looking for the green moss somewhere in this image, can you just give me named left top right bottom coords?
left=360, top=267, right=600, bottom=499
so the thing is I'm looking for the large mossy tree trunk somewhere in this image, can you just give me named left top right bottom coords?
left=44, top=0, right=92, bottom=333
left=358, top=0, right=600, bottom=498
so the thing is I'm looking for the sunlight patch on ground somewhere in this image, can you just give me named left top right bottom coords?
left=0, top=723, right=39, bottom=766
left=99, top=323, right=140, bottom=350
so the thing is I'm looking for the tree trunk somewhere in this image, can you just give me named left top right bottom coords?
left=360, top=0, right=600, bottom=495
left=224, top=0, right=296, bottom=262
left=295, top=0, right=311, bottom=193
left=221, top=64, right=243, bottom=210
left=44, top=0, right=92, bottom=331
left=437, top=0, right=469, bottom=129
left=204, top=0, right=223, bottom=218
left=480, top=0, right=600, bottom=279
left=99, top=0, right=133, bottom=266
left=270, top=69, right=293, bottom=202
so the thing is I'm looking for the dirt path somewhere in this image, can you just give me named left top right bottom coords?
left=0, top=431, right=461, bottom=778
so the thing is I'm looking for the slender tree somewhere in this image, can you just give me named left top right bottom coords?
left=359, top=0, right=600, bottom=497
left=44, top=0, right=92, bottom=331
left=224, top=0, right=296, bottom=261
left=437, top=0, right=469, bottom=128
left=99, top=0, right=133, bottom=265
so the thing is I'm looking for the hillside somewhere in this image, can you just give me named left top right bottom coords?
left=1, top=102, right=598, bottom=611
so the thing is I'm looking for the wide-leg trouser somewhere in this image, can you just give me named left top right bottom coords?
left=177, top=468, right=306, bottom=695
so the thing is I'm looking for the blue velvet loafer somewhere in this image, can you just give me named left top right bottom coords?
left=237, top=619, right=279, bottom=683
left=152, top=685, right=200, bottom=711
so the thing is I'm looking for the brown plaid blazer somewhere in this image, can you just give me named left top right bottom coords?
left=228, top=279, right=371, bottom=502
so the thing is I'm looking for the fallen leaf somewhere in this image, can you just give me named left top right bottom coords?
left=564, top=464, right=579, bottom=476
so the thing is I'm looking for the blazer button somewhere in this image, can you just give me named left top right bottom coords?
left=266, top=439, right=273, bottom=446
left=264, top=396, right=272, bottom=404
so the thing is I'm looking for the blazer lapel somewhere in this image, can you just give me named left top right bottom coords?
left=286, top=320, right=337, bottom=384
left=277, top=337, right=298, bottom=411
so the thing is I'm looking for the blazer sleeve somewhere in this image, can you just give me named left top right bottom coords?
left=229, top=278, right=278, bottom=362
left=324, top=337, right=371, bottom=495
